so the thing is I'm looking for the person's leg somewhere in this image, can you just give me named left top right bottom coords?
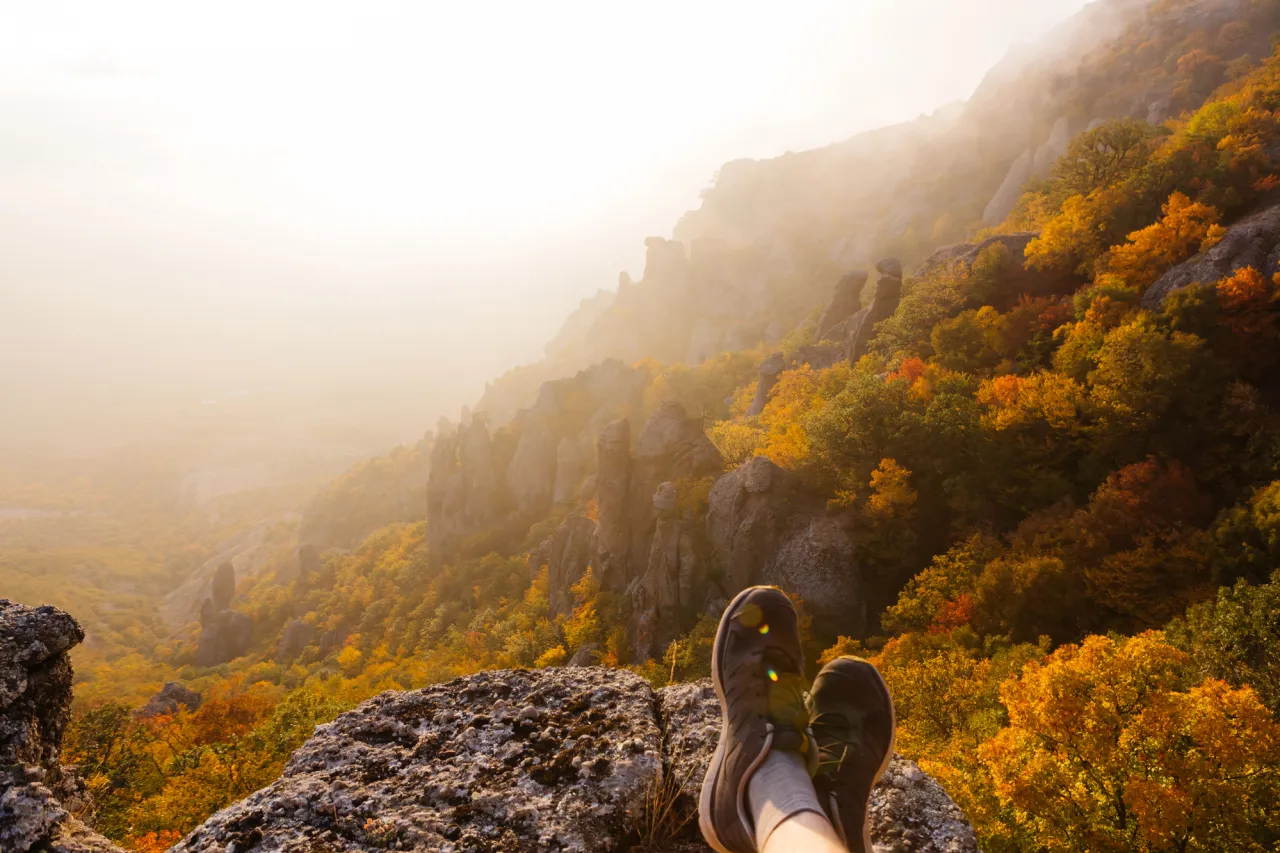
left=698, top=586, right=838, bottom=853
left=747, top=750, right=847, bottom=852
left=810, top=657, right=896, bottom=853
left=759, top=810, right=847, bottom=853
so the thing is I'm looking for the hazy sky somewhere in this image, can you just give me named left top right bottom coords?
left=1, top=0, right=1089, bottom=448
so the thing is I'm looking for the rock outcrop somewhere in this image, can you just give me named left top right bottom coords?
left=196, top=563, right=253, bottom=667
left=846, top=259, right=905, bottom=365
left=707, top=457, right=865, bottom=637
left=1142, top=200, right=1280, bottom=307
left=594, top=418, right=633, bottom=593
left=430, top=361, right=648, bottom=564
left=816, top=270, right=870, bottom=343
left=745, top=353, right=786, bottom=417
left=0, top=600, right=125, bottom=853
left=133, top=682, right=202, bottom=718
left=542, top=514, right=598, bottom=617
left=173, top=667, right=978, bottom=853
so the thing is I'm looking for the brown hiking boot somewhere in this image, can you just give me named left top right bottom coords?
left=810, top=656, right=896, bottom=853
left=698, top=586, right=814, bottom=853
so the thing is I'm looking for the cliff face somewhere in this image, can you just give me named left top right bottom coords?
left=478, top=0, right=1280, bottom=426
left=0, top=600, right=125, bottom=853
left=172, top=667, right=977, bottom=853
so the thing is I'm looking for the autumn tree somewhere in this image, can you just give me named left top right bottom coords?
left=981, top=632, right=1280, bottom=853
left=1105, top=192, right=1225, bottom=290
left=1048, top=118, right=1160, bottom=201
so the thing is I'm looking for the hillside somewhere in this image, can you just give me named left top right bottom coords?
left=478, top=0, right=1280, bottom=425
left=10, top=1, right=1280, bottom=851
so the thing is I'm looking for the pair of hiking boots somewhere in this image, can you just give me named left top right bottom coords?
left=698, top=586, right=895, bottom=853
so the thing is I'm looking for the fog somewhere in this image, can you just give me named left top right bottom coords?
left=1, top=0, right=1088, bottom=456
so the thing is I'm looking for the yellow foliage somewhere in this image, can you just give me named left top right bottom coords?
left=980, top=632, right=1280, bottom=853
left=1106, top=192, right=1225, bottom=289
left=535, top=645, right=567, bottom=668
left=867, top=458, right=917, bottom=518
left=978, top=372, right=1085, bottom=431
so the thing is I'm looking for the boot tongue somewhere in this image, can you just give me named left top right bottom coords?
left=761, top=648, right=809, bottom=732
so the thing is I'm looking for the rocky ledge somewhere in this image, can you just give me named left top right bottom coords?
left=1, top=599, right=977, bottom=853
left=0, top=599, right=125, bottom=853
left=176, top=668, right=977, bottom=853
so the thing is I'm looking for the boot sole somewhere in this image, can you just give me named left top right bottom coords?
left=698, top=584, right=775, bottom=853
left=825, top=656, right=896, bottom=853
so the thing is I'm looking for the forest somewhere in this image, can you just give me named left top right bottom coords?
left=5, top=2, right=1280, bottom=852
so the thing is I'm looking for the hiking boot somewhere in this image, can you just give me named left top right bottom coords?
left=809, top=656, right=896, bottom=853
left=698, top=586, right=814, bottom=853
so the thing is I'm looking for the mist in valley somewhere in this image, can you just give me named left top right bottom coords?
left=2, top=0, right=1087, bottom=483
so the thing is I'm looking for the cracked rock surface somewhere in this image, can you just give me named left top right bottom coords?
left=0, top=600, right=125, bottom=853
left=175, top=669, right=977, bottom=853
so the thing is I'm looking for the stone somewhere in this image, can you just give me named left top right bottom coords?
left=0, top=601, right=125, bottom=853
left=542, top=515, right=599, bottom=617
left=296, top=544, right=319, bottom=584
left=171, top=668, right=663, bottom=853
left=745, top=352, right=787, bottom=417
left=133, top=682, right=202, bottom=719
left=0, top=600, right=84, bottom=776
left=630, top=484, right=707, bottom=660
left=170, top=668, right=977, bottom=853
left=982, top=147, right=1034, bottom=225
left=507, top=420, right=560, bottom=516
left=706, top=458, right=865, bottom=637
left=846, top=259, right=905, bottom=365
left=1142, top=200, right=1280, bottom=307
left=627, top=404, right=723, bottom=585
left=816, top=270, right=870, bottom=342
left=210, top=561, right=235, bottom=612
left=552, top=438, right=584, bottom=505
left=594, top=419, right=633, bottom=593
left=277, top=619, right=317, bottom=662
left=195, top=609, right=253, bottom=667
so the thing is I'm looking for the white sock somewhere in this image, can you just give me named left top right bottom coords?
left=746, top=750, right=826, bottom=849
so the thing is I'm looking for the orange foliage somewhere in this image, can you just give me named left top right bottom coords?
left=1106, top=192, right=1225, bottom=289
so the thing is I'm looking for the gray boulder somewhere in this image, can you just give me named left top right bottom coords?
left=0, top=600, right=125, bottom=853
left=1142, top=200, right=1280, bottom=307
left=542, top=514, right=599, bottom=617
left=816, top=270, right=870, bottom=343
left=846, top=259, right=905, bottom=365
left=210, top=562, right=235, bottom=611
left=594, top=418, right=633, bottom=593
left=746, top=353, right=787, bottom=417
left=133, top=682, right=202, bottom=718
left=707, top=458, right=866, bottom=638
left=626, top=404, right=722, bottom=582
left=172, top=668, right=977, bottom=853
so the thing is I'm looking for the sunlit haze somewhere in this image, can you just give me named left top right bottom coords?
left=1, top=0, right=1088, bottom=451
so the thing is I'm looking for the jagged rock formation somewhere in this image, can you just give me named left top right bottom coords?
left=745, top=353, right=786, bottom=417
left=816, top=270, right=870, bottom=343
left=133, top=682, right=202, bottom=718
left=173, top=667, right=977, bottom=853
left=846, top=259, right=904, bottom=365
left=196, top=563, right=253, bottom=667
left=277, top=618, right=317, bottom=662
left=0, top=600, right=125, bottom=853
left=1142, top=199, right=1280, bottom=307
left=430, top=361, right=648, bottom=564
left=540, top=514, right=597, bottom=617
left=707, top=457, right=865, bottom=637
left=593, top=418, right=633, bottom=592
